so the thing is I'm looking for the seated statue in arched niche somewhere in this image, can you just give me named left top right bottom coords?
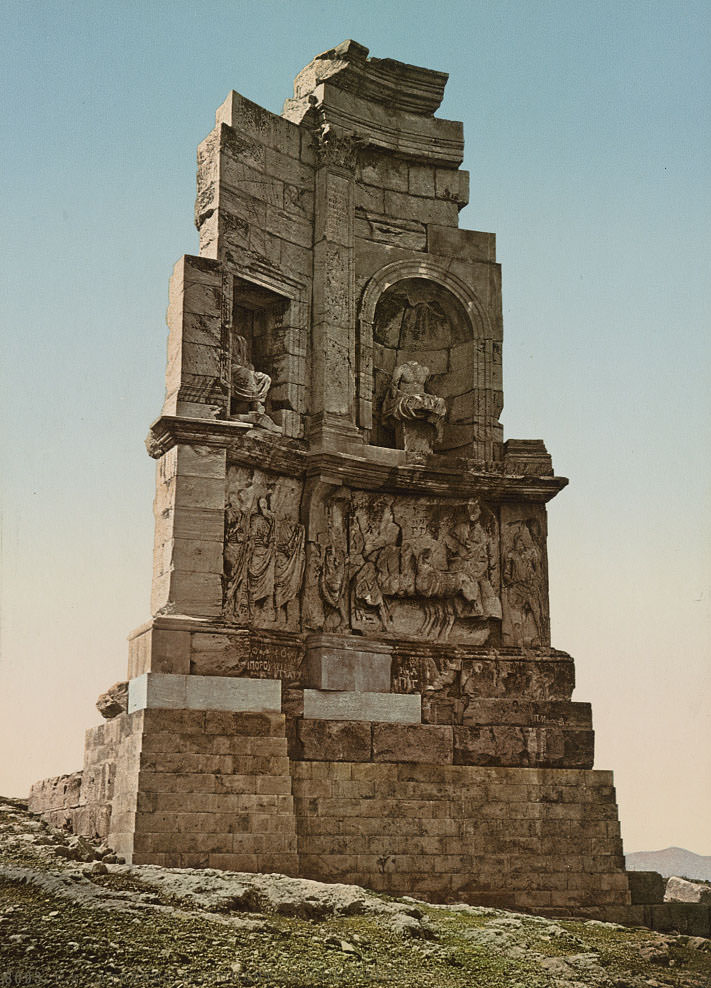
left=382, top=360, right=446, bottom=454
left=230, top=335, right=280, bottom=432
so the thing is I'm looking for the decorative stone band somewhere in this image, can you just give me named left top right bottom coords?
left=127, top=673, right=281, bottom=714
left=145, top=414, right=568, bottom=501
left=303, top=689, right=421, bottom=724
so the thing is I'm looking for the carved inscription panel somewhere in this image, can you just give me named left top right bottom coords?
left=190, top=630, right=303, bottom=683
left=223, top=464, right=305, bottom=632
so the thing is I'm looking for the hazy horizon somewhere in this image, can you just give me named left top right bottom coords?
left=1, top=0, right=709, bottom=855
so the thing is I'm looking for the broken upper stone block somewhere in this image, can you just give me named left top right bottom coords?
left=288, top=40, right=448, bottom=116
left=283, top=41, right=462, bottom=168
left=96, top=681, right=128, bottom=720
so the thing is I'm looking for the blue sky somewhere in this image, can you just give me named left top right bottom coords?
left=1, top=0, right=709, bottom=853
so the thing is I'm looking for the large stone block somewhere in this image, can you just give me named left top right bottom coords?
left=128, top=673, right=281, bottom=714
left=305, top=635, right=392, bottom=692
left=303, top=689, right=421, bottom=724
left=216, top=91, right=302, bottom=159
left=297, top=719, right=372, bottom=761
left=648, top=903, right=711, bottom=937
left=428, top=225, right=495, bottom=262
left=451, top=725, right=593, bottom=768
left=155, top=570, right=223, bottom=618
left=665, top=876, right=711, bottom=903
left=372, top=724, right=453, bottom=764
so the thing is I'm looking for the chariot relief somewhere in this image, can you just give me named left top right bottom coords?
left=348, top=492, right=501, bottom=643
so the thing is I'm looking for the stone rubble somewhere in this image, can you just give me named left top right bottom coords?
left=665, top=876, right=711, bottom=904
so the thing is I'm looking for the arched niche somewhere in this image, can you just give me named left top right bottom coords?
left=357, top=261, right=492, bottom=455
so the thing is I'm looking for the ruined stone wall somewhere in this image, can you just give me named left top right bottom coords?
left=27, top=772, right=82, bottom=831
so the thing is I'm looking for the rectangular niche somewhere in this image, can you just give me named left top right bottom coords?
left=230, top=278, right=305, bottom=434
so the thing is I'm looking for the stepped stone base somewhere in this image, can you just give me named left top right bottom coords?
left=29, top=704, right=630, bottom=913
left=293, top=760, right=628, bottom=910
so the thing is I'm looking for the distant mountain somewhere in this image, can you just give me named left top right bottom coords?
left=626, top=847, right=711, bottom=882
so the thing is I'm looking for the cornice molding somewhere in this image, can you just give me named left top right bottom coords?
left=146, top=416, right=568, bottom=502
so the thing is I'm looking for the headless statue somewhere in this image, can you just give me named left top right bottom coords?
left=230, top=335, right=280, bottom=432
left=383, top=360, right=446, bottom=452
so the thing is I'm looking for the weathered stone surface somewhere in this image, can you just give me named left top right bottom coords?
left=452, top=724, right=594, bottom=768
left=392, top=648, right=576, bottom=703
left=303, top=689, right=421, bottom=724
left=666, top=877, right=711, bottom=904
left=29, top=40, right=633, bottom=915
left=96, top=682, right=129, bottom=720
left=628, top=871, right=666, bottom=905
left=190, top=628, right=303, bottom=681
left=296, top=719, right=372, bottom=761
left=127, top=673, right=281, bottom=714
left=372, top=723, right=453, bottom=763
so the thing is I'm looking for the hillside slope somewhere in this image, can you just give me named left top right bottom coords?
left=627, top=849, right=711, bottom=882
left=2, top=798, right=710, bottom=988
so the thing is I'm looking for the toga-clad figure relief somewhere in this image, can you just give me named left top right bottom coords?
left=223, top=466, right=304, bottom=630
left=302, top=487, right=352, bottom=634
left=502, top=516, right=549, bottom=646
left=443, top=499, right=502, bottom=619
left=318, top=495, right=350, bottom=632
left=230, top=334, right=280, bottom=432
left=382, top=361, right=447, bottom=453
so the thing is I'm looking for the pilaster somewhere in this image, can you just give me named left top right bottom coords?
left=309, top=135, right=362, bottom=449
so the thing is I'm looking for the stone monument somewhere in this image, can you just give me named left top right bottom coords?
left=30, top=41, right=632, bottom=915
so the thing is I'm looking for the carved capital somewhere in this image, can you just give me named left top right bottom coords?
left=314, top=130, right=364, bottom=172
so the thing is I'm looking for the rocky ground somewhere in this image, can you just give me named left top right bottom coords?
left=1, top=799, right=710, bottom=988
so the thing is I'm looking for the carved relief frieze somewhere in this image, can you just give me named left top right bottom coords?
left=348, top=492, right=501, bottom=643
left=223, top=464, right=305, bottom=631
left=391, top=646, right=576, bottom=722
left=303, top=485, right=351, bottom=633
left=459, top=654, right=570, bottom=703
left=501, top=506, right=550, bottom=647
